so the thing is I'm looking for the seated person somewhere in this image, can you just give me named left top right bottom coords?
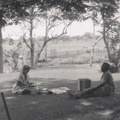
left=68, top=62, right=114, bottom=99
left=12, top=65, right=53, bottom=95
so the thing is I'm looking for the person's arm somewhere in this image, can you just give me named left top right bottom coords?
left=16, top=81, right=26, bottom=86
left=16, top=74, right=27, bottom=86
left=26, top=74, right=30, bottom=86
left=94, top=82, right=106, bottom=90
left=94, top=72, right=110, bottom=90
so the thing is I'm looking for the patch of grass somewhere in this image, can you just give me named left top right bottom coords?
left=46, top=52, right=107, bottom=66
left=1, top=79, right=120, bottom=120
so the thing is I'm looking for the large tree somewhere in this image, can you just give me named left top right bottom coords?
left=107, top=19, right=120, bottom=72
left=16, top=0, right=89, bottom=67
left=34, top=9, right=74, bottom=66
left=0, top=0, right=32, bottom=73
left=100, top=0, right=119, bottom=62
left=19, top=5, right=40, bottom=68
left=90, top=0, right=119, bottom=62
left=83, top=0, right=119, bottom=65
left=21, top=8, right=78, bottom=67
left=0, top=0, right=92, bottom=72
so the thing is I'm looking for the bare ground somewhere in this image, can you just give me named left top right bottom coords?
left=0, top=64, right=120, bottom=120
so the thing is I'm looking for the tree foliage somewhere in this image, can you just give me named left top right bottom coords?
left=1, top=0, right=120, bottom=72
left=0, top=0, right=34, bottom=73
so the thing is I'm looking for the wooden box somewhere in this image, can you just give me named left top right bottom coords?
left=78, top=79, right=91, bottom=91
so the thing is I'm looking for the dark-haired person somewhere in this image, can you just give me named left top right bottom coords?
left=68, top=62, right=114, bottom=99
left=12, top=65, right=53, bottom=95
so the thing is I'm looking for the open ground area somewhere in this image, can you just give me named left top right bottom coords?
left=0, top=64, right=120, bottom=120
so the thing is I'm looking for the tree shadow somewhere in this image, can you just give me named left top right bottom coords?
left=0, top=79, right=120, bottom=120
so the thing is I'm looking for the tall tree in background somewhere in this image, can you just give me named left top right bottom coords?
left=33, top=0, right=90, bottom=66
left=21, top=4, right=41, bottom=68
left=21, top=6, right=83, bottom=68
left=101, top=0, right=119, bottom=62
left=93, top=0, right=119, bottom=62
left=83, top=5, right=99, bottom=66
left=0, top=0, right=91, bottom=71
left=83, top=0, right=119, bottom=63
left=107, top=20, right=120, bottom=72
left=20, top=0, right=89, bottom=67
left=34, top=9, right=74, bottom=66
left=0, top=0, right=31, bottom=73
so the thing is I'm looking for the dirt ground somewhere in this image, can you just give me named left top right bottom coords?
left=0, top=64, right=120, bottom=120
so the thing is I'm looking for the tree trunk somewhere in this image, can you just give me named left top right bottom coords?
left=30, top=30, right=34, bottom=68
left=34, top=12, right=48, bottom=67
left=0, top=15, right=3, bottom=73
left=45, top=12, right=48, bottom=58
left=102, top=14, right=111, bottom=62
left=30, top=7, right=34, bottom=68
left=90, top=22, right=95, bottom=66
left=30, top=44, right=34, bottom=67
left=34, top=42, right=47, bottom=66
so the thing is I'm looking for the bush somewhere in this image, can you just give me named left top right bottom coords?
left=59, top=54, right=90, bottom=64
left=109, top=63, right=117, bottom=73
left=93, top=56, right=108, bottom=63
left=38, top=53, right=107, bottom=67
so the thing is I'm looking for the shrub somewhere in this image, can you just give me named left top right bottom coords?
left=93, top=56, right=108, bottom=63
left=109, top=63, right=116, bottom=73
left=38, top=52, right=107, bottom=67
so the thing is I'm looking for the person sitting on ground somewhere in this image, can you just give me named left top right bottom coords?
left=68, top=62, right=114, bottom=99
left=12, top=65, right=53, bottom=95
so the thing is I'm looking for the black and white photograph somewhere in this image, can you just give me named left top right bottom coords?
left=0, top=0, right=120, bottom=120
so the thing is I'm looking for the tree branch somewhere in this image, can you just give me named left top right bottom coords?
left=22, top=34, right=32, bottom=50
left=23, top=38, right=32, bottom=50
left=46, top=21, right=73, bottom=43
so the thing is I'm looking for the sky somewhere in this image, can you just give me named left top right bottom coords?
left=67, top=20, right=102, bottom=36
left=2, top=4, right=120, bottom=40
left=2, top=19, right=102, bottom=40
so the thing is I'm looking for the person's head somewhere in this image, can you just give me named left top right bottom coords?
left=22, top=65, right=30, bottom=74
left=101, top=62, right=110, bottom=72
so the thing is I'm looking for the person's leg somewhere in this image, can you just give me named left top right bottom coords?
left=22, top=89, right=31, bottom=94
left=24, top=87, right=39, bottom=94
left=78, top=87, right=97, bottom=97
left=67, top=90, right=79, bottom=99
left=38, top=89, right=53, bottom=94
left=93, top=85, right=112, bottom=97
left=68, top=87, right=98, bottom=99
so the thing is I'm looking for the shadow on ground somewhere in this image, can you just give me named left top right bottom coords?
left=0, top=78, right=120, bottom=120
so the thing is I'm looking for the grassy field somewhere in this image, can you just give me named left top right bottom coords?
left=47, top=38, right=105, bottom=51
left=3, top=38, right=107, bottom=73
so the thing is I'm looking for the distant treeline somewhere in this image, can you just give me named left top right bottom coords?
left=56, top=32, right=100, bottom=41
left=3, top=32, right=100, bottom=43
left=34, top=32, right=100, bottom=42
left=50, top=32, right=100, bottom=42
